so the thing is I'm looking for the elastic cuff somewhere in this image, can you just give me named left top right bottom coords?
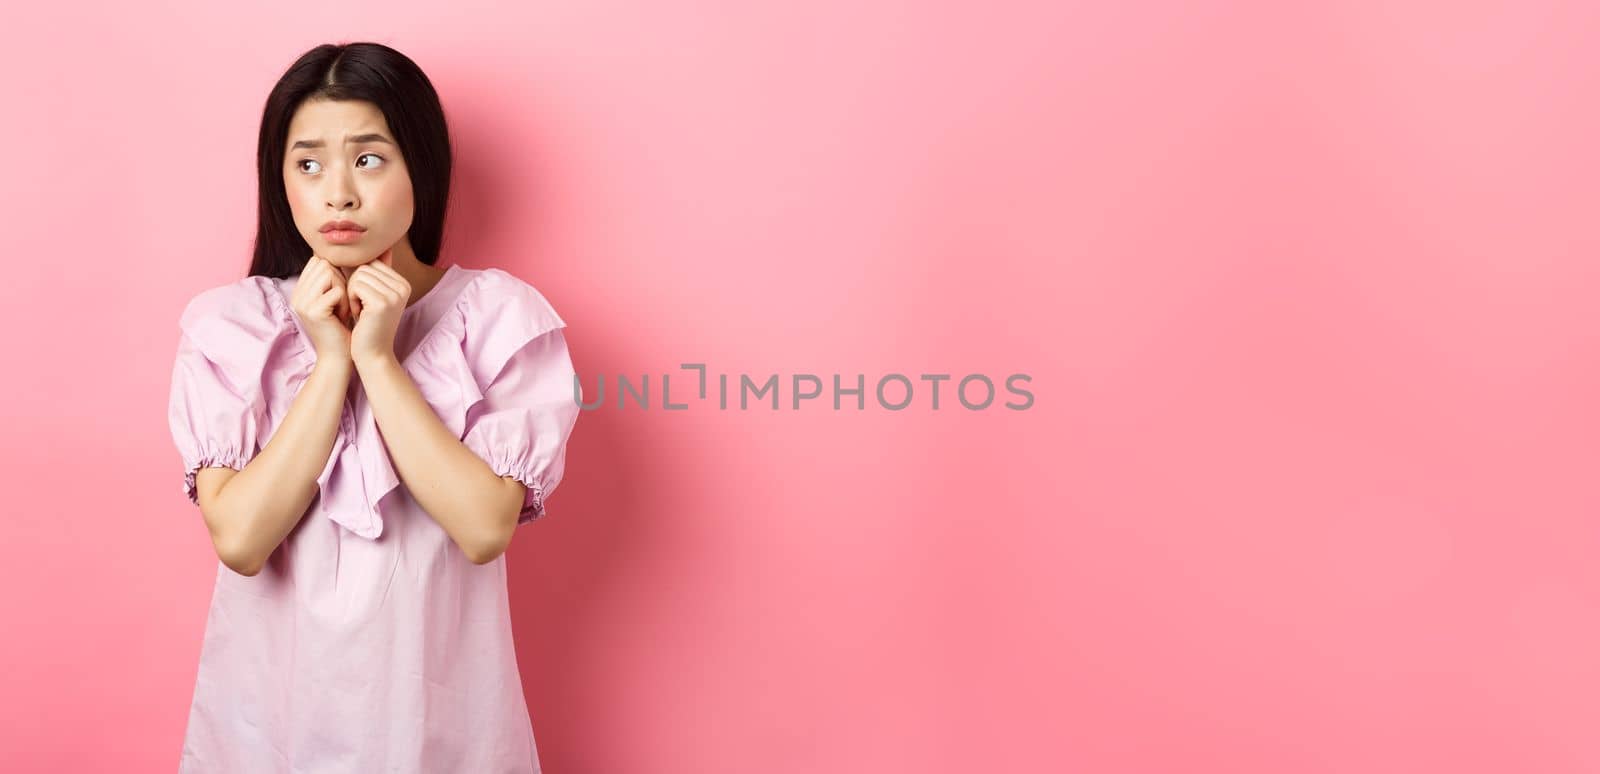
left=182, top=450, right=251, bottom=506
left=484, top=453, right=548, bottom=524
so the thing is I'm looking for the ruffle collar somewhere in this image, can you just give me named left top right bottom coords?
left=266, top=267, right=566, bottom=540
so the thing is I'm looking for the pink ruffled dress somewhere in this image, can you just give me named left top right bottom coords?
left=166, top=263, right=579, bottom=773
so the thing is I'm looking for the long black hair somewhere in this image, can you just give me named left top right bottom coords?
left=248, top=42, right=453, bottom=278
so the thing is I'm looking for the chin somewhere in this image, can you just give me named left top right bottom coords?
left=313, top=244, right=368, bottom=261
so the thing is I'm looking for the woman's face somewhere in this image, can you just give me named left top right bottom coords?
left=282, top=98, right=413, bottom=268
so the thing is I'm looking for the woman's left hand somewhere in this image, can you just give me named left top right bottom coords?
left=348, top=248, right=411, bottom=367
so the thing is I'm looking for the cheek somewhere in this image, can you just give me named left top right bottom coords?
left=371, top=179, right=415, bottom=227
left=284, top=180, right=319, bottom=223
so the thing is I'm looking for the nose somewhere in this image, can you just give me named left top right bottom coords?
left=325, top=165, right=359, bottom=210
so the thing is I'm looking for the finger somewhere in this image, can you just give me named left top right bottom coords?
left=362, top=257, right=399, bottom=279
left=319, top=286, right=342, bottom=319
left=317, top=264, right=349, bottom=321
left=350, top=278, right=382, bottom=323
left=354, top=263, right=407, bottom=295
left=327, top=272, right=348, bottom=315
left=351, top=273, right=399, bottom=309
left=294, top=261, right=322, bottom=307
left=312, top=258, right=337, bottom=293
left=370, top=261, right=406, bottom=289
left=324, top=262, right=342, bottom=287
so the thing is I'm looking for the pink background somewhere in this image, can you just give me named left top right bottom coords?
left=3, top=1, right=1598, bottom=772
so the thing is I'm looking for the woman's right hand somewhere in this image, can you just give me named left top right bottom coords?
left=290, top=255, right=354, bottom=362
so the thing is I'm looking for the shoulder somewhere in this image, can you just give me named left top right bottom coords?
left=444, top=267, right=569, bottom=386
left=457, top=267, right=567, bottom=337
left=179, top=275, right=293, bottom=338
left=176, top=277, right=298, bottom=376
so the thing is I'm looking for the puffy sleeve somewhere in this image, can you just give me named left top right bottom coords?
left=167, top=277, right=304, bottom=506
left=456, top=272, right=580, bottom=524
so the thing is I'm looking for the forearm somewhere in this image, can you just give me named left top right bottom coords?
left=201, top=358, right=352, bottom=574
left=355, top=353, right=521, bottom=562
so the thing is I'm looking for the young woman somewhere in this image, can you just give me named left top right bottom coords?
left=166, top=42, right=579, bottom=772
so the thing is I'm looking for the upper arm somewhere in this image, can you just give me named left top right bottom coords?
left=459, top=327, right=580, bottom=528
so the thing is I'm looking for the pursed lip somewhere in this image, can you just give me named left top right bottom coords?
left=320, top=220, right=366, bottom=232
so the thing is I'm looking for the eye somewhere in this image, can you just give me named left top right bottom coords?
left=297, top=158, right=322, bottom=174
left=356, top=152, right=385, bottom=169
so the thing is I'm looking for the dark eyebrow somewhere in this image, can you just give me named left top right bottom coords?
left=288, top=133, right=394, bottom=151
